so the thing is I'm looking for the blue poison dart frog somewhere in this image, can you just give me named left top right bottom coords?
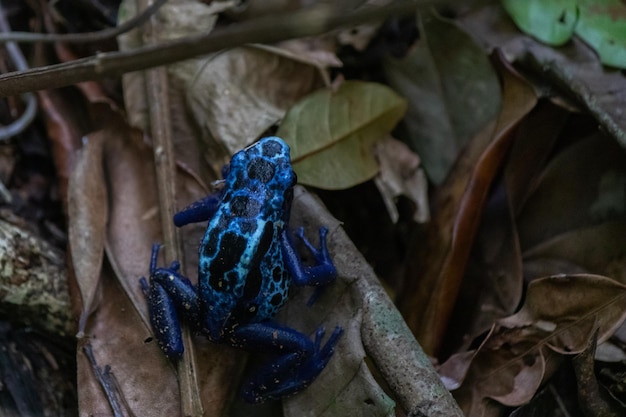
left=140, top=136, right=343, bottom=403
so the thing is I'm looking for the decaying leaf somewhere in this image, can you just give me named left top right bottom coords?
left=517, top=133, right=626, bottom=251
left=277, top=80, right=407, bottom=190
left=187, top=45, right=328, bottom=157
left=442, top=274, right=626, bottom=416
left=117, top=0, right=237, bottom=131
left=68, top=132, right=107, bottom=333
left=373, top=137, right=429, bottom=223
left=70, top=120, right=241, bottom=416
left=444, top=102, right=570, bottom=354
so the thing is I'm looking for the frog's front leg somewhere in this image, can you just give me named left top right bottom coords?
left=281, top=227, right=337, bottom=286
left=173, top=192, right=222, bottom=227
left=230, top=322, right=343, bottom=403
left=140, top=244, right=200, bottom=359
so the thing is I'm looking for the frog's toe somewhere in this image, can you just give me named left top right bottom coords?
left=315, top=326, right=343, bottom=364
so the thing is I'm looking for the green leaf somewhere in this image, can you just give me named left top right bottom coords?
left=502, top=0, right=578, bottom=46
left=277, top=81, right=407, bottom=190
left=384, top=11, right=501, bottom=184
left=502, top=0, right=626, bottom=68
left=576, top=0, right=626, bottom=68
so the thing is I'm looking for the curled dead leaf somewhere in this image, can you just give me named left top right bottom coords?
left=441, top=274, right=626, bottom=416
left=373, top=137, right=429, bottom=223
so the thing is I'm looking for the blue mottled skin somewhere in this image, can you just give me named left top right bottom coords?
left=140, top=137, right=343, bottom=403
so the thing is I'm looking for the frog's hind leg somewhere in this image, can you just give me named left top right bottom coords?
left=140, top=244, right=200, bottom=359
left=233, top=322, right=343, bottom=403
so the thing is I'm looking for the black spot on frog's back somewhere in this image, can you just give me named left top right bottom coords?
left=208, top=231, right=247, bottom=292
left=272, top=266, right=282, bottom=282
left=270, top=293, right=283, bottom=306
left=247, top=158, right=275, bottom=183
left=230, top=194, right=262, bottom=218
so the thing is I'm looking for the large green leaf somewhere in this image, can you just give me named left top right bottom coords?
left=277, top=81, right=407, bottom=190
left=576, top=0, right=626, bottom=68
left=502, top=0, right=578, bottom=46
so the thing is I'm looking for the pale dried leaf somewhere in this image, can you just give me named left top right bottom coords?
left=68, top=132, right=107, bottom=333
left=186, top=45, right=326, bottom=156
left=373, top=137, right=429, bottom=223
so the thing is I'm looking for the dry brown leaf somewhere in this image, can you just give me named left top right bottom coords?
left=77, top=263, right=180, bottom=415
left=445, top=178, right=522, bottom=354
left=185, top=45, right=326, bottom=158
left=68, top=131, right=107, bottom=333
left=117, top=0, right=235, bottom=131
left=442, top=274, right=626, bottom=416
left=443, top=102, right=571, bottom=354
left=38, top=88, right=88, bottom=207
left=373, top=137, right=429, bottom=223
left=517, top=133, right=626, bottom=251
left=70, top=120, right=240, bottom=415
left=523, top=221, right=626, bottom=284
left=504, top=101, right=569, bottom=215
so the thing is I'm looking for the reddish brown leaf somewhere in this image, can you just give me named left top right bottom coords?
left=77, top=263, right=180, bottom=416
left=399, top=54, right=537, bottom=355
left=38, top=89, right=88, bottom=207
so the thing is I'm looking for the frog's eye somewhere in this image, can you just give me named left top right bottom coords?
left=261, top=138, right=285, bottom=158
left=247, top=158, right=276, bottom=183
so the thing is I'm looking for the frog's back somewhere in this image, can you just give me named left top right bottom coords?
left=197, top=137, right=295, bottom=337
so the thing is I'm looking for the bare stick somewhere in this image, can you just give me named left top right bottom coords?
left=0, top=1, right=422, bottom=97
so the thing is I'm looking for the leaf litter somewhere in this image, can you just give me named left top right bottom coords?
left=14, top=0, right=626, bottom=416
left=69, top=3, right=444, bottom=417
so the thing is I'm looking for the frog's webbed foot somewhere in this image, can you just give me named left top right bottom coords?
left=235, top=322, right=344, bottom=403
left=281, top=227, right=337, bottom=287
left=141, top=244, right=200, bottom=359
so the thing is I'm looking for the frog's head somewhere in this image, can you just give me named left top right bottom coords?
left=229, top=137, right=296, bottom=195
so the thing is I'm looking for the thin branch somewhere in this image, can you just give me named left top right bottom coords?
left=0, top=1, right=423, bottom=97
left=0, top=3, right=36, bottom=140
left=0, top=0, right=168, bottom=43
